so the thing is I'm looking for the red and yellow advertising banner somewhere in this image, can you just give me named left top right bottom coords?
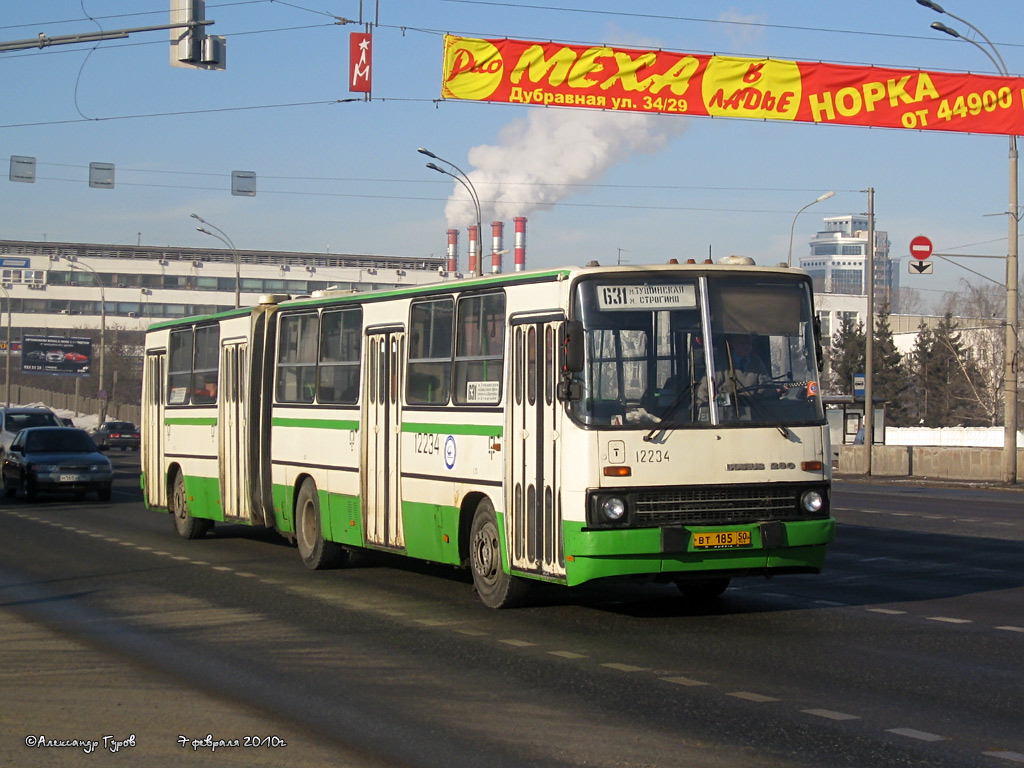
left=442, top=35, right=1024, bottom=136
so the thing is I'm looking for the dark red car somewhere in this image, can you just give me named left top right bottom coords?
left=91, top=421, right=140, bottom=451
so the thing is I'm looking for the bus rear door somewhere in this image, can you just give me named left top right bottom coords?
left=142, top=349, right=167, bottom=509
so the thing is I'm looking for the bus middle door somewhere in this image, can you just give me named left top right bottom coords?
left=218, top=339, right=249, bottom=520
left=362, top=328, right=405, bottom=550
left=507, top=317, right=565, bottom=579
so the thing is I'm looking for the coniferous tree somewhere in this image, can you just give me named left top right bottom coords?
left=827, top=315, right=864, bottom=395
left=910, top=314, right=988, bottom=427
left=872, top=308, right=910, bottom=425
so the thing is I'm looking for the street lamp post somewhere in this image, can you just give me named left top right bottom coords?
left=0, top=283, right=11, bottom=407
left=787, top=191, right=835, bottom=267
left=418, top=147, right=483, bottom=277
left=64, top=257, right=106, bottom=424
left=920, top=0, right=1019, bottom=483
left=191, top=213, right=241, bottom=308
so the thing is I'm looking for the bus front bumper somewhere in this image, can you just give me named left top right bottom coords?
left=561, top=518, right=835, bottom=587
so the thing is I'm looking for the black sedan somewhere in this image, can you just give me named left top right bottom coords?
left=92, top=421, right=141, bottom=451
left=2, top=427, right=113, bottom=501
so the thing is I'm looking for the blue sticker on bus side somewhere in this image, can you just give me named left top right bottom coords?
left=444, top=435, right=456, bottom=469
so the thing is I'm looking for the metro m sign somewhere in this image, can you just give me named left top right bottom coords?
left=350, top=32, right=372, bottom=93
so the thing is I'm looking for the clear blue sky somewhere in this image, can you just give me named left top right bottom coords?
left=1, top=1, right=1021, bottom=310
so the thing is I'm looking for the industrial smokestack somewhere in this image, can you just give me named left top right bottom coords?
left=514, top=216, right=526, bottom=272
left=468, top=225, right=479, bottom=276
left=491, top=221, right=503, bottom=274
left=446, top=228, right=458, bottom=273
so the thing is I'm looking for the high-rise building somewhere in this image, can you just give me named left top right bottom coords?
left=797, top=214, right=898, bottom=351
left=799, top=214, right=898, bottom=313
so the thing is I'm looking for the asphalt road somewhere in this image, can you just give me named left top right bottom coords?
left=0, top=457, right=1021, bottom=767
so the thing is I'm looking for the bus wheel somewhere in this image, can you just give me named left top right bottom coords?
left=296, top=478, right=345, bottom=570
left=676, top=577, right=731, bottom=600
left=469, top=498, right=528, bottom=609
left=171, top=472, right=212, bottom=539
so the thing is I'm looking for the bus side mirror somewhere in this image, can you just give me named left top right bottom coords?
left=813, top=316, right=823, bottom=371
left=561, top=321, right=584, bottom=373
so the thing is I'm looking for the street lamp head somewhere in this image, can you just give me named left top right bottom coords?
left=916, top=0, right=945, bottom=13
left=425, top=162, right=447, bottom=176
left=817, top=191, right=835, bottom=203
left=417, top=147, right=438, bottom=159
left=931, top=20, right=960, bottom=38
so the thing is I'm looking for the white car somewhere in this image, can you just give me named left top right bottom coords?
left=0, top=407, right=63, bottom=456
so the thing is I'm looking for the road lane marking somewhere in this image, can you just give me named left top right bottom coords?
left=660, top=676, right=709, bottom=687
left=927, top=616, right=971, bottom=624
left=886, top=728, right=947, bottom=741
left=602, top=663, right=646, bottom=672
left=983, top=752, right=1024, bottom=764
left=728, top=691, right=779, bottom=702
left=802, top=709, right=860, bottom=721
left=866, top=608, right=907, bottom=615
left=500, top=639, right=536, bottom=647
left=548, top=651, right=587, bottom=659
left=996, top=626, right=1024, bottom=633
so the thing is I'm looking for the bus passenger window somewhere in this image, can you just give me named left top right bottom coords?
left=319, top=308, right=362, bottom=404
left=454, top=292, right=505, bottom=405
left=277, top=312, right=319, bottom=404
left=408, top=298, right=453, bottom=405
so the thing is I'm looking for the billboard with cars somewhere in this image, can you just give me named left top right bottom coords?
left=21, top=335, right=92, bottom=376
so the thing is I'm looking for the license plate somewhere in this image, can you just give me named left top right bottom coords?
left=692, top=530, right=752, bottom=549
left=59, top=474, right=86, bottom=482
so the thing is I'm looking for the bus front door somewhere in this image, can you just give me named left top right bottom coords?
left=219, top=340, right=249, bottom=520
left=362, top=329, right=405, bottom=550
left=507, top=318, right=565, bottom=579
left=142, top=350, right=167, bottom=509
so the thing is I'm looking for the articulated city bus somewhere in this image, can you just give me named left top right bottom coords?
left=141, top=260, right=834, bottom=608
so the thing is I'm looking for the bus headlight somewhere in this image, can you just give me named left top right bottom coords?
left=800, top=489, right=824, bottom=514
left=601, top=496, right=627, bottom=522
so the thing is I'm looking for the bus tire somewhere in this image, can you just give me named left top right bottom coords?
left=296, top=478, right=345, bottom=570
left=469, top=497, right=528, bottom=609
left=676, top=577, right=731, bottom=600
left=171, top=472, right=212, bottom=539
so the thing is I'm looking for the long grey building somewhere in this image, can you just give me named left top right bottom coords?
left=0, top=239, right=448, bottom=345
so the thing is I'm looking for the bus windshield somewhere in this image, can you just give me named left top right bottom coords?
left=569, top=273, right=824, bottom=428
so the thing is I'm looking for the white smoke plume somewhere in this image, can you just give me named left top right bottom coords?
left=444, top=108, right=687, bottom=228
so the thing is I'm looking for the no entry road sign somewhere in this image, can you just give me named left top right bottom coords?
left=909, top=235, right=933, bottom=260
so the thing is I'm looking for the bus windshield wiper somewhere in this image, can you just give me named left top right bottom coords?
left=731, top=383, right=791, bottom=439
left=643, top=382, right=694, bottom=442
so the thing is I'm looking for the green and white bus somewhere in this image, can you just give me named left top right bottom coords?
left=141, top=259, right=834, bottom=608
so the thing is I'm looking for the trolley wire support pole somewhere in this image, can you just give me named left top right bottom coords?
left=863, top=187, right=875, bottom=476
left=920, top=0, right=1019, bottom=483
left=63, top=257, right=106, bottom=425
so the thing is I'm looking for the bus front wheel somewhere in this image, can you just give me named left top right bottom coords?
left=171, top=472, right=212, bottom=539
left=469, top=498, right=528, bottom=609
left=296, top=478, right=345, bottom=570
